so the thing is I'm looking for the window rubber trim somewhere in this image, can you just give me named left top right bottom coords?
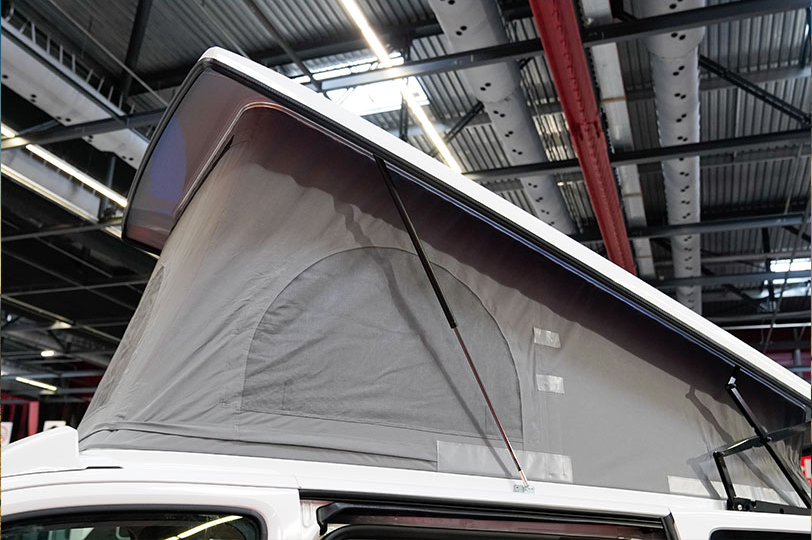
left=2, top=504, right=268, bottom=540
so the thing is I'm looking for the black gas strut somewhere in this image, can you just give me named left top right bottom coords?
left=375, top=156, right=530, bottom=490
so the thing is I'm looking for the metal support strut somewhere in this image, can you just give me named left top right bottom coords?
left=374, top=156, right=530, bottom=490
left=712, top=368, right=811, bottom=512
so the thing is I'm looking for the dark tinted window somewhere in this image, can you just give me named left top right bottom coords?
left=5, top=511, right=261, bottom=540
left=710, top=531, right=806, bottom=540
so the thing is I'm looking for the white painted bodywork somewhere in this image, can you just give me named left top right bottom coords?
left=3, top=428, right=809, bottom=539
left=4, top=49, right=808, bottom=539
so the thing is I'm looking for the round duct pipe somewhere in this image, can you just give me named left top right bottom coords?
left=639, top=0, right=706, bottom=313
left=429, top=0, right=574, bottom=234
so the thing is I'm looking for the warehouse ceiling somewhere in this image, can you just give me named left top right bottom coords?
left=1, top=0, right=810, bottom=415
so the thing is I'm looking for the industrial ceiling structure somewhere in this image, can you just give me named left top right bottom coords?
left=1, top=0, right=810, bottom=429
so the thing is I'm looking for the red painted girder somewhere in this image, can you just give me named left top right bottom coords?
left=529, top=0, right=636, bottom=274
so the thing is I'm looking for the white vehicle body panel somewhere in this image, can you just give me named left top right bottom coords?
left=671, top=510, right=810, bottom=538
left=4, top=428, right=810, bottom=539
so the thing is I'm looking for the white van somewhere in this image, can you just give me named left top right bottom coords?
left=3, top=48, right=809, bottom=539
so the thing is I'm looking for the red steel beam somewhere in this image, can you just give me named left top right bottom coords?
left=529, top=0, right=636, bottom=274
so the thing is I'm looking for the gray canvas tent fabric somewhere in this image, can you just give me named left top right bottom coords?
left=80, top=101, right=808, bottom=504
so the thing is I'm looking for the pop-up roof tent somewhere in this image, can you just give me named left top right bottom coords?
left=79, top=48, right=810, bottom=509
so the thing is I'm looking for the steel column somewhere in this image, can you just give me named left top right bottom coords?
left=529, top=0, right=635, bottom=272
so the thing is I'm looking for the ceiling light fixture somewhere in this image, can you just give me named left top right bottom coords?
left=15, top=376, right=58, bottom=392
left=1, top=123, right=18, bottom=138
left=25, top=144, right=128, bottom=207
left=1, top=163, right=99, bottom=222
left=338, top=0, right=461, bottom=173
left=40, top=350, right=56, bottom=358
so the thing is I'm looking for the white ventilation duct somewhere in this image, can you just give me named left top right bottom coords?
left=428, top=0, right=574, bottom=234
left=639, top=0, right=706, bottom=313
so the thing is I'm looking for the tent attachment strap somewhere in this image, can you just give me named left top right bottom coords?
left=374, top=156, right=531, bottom=492
left=712, top=368, right=811, bottom=512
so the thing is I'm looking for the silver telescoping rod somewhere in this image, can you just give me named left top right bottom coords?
left=375, top=156, right=530, bottom=489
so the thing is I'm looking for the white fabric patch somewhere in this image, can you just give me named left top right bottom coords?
left=533, top=327, right=560, bottom=348
left=667, top=476, right=797, bottom=505
left=536, top=374, right=564, bottom=394
left=437, top=441, right=572, bottom=483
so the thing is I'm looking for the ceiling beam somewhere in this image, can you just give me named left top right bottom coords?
left=582, top=0, right=808, bottom=46
left=0, top=109, right=163, bottom=150
left=659, top=250, right=802, bottom=266
left=0, top=370, right=105, bottom=379
left=120, top=0, right=154, bottom=101
left=708, top=310, right=810, bottom=323
left=466, top=129, right=811, bottom=181
left=136, top=0, right=805, bottom=93
left=628, top=212, right=806, bottom=241
left=3, top=218, right=123, bottom=241
left=316, top=39, right=539, bottom=92
left=2, top=295, right=122, bottom=344
left=3, top=274, right=150, bottom=297
left=651, top=270, right=809, bottom=288
left=19, top=64, right=807, bottom=149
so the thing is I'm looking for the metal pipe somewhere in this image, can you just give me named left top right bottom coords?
left=638, top=0, right=706, bottom=312
left=428, top=0, right=574, bottom=232
left=530, top=0, right=635, bottom=272
left=376, top=156, right=530, bottom=489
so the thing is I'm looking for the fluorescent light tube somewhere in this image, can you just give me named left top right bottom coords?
left=1, top=123, right=18, bottom=138
left=15, top=376, right=58, bottom=392
left=339, top=0, right=461, bottom=172
left=25, top=144, right=128, bottom=207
